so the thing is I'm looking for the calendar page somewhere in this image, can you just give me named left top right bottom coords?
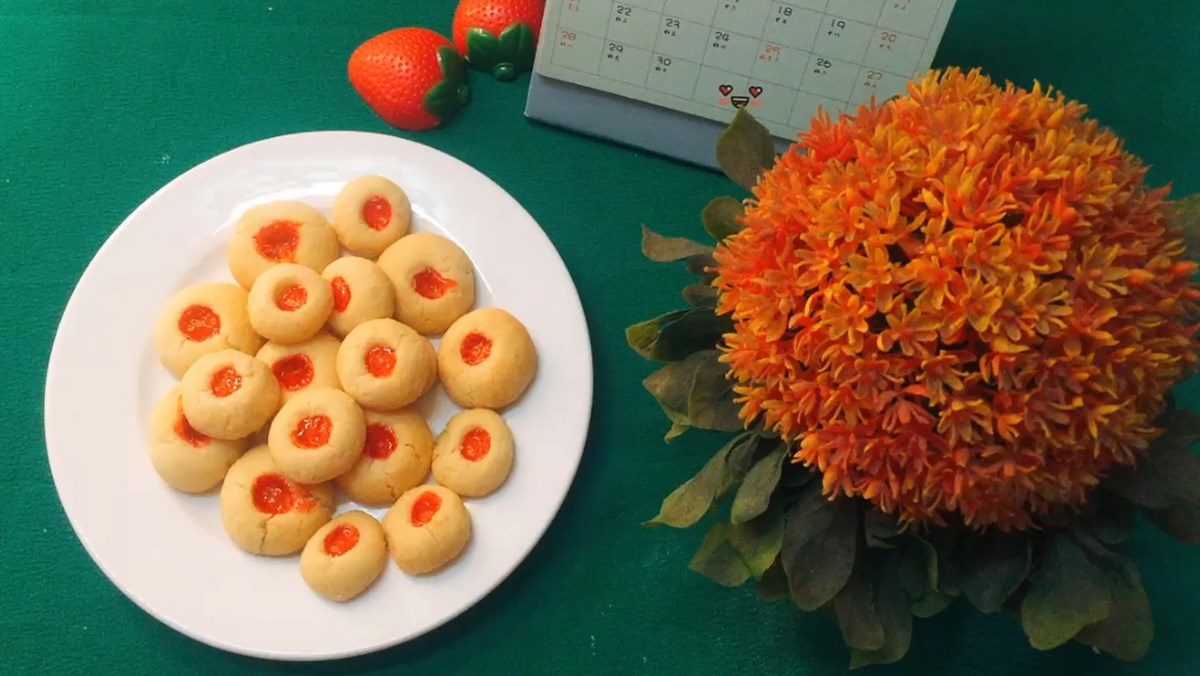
left=533, top=0, right=957, bottom=141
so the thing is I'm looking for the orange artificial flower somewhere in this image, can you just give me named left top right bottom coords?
left=714, top=68, right=1200, bottom=530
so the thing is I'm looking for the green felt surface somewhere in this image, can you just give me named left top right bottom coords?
left=3, top=0, right=1200, bottom=673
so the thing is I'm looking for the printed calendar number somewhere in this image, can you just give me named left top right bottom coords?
left=704, top=28, right=758, bottom=73
left=646, top=52, right=701, bottom=99
left=802, top=54, right=855, bottom=101
left=559, top=0, right=613, bottom=33
left=852, top=68, right=905, bottom=105
left=752, top=42, right=805, bottom=89
left=608, top=2, right=660, bottom=49
left=864, top=27, right=926, bottom=73
left=657, top=15, right=709, bottom=62
left=878, top=0, right=944, bottom=36
left=813, top=15, right=873, bottom=61
left=764, top=2, right=821, bottom=50
left=599, top=40, right=654, bottom=85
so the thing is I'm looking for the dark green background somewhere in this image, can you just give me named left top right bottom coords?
left=3, top=1, right=1199, bottom=673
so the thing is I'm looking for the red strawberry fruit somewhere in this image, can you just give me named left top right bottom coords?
left=348, top=27, right=471, bottom=131
left=452, top=0, right=545, bottom=81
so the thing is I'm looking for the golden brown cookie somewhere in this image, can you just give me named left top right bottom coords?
left=148, top=386, right=247, bottom=492
left=336, top=409, right=433, bottom=505
left=331, top=175, right=412, bottom=258
left=382, top=484, right=471, bottom=574
left=247, top=263, right=334, bottom=344
left=438, top=308, right=537, bottom=409
left=377, top=232, right=475, bottom=335
left=153, top=283, right=263, bottom=377
left=219, top=446, right=333, bottom=556
left=227, top=200, right=339, bottom=289
left=321, top=257, right=395, bottom=338
left=336, top=318, right=437, bottom=410
left=256, top=333, right=341, bottom=405
left=180, top=349, right=280, bottom=440
left=431, top=409, right=514, bottom=498
left=267, top=388, right=366, bottom=483
left=300, top=510, right=388, bottom=601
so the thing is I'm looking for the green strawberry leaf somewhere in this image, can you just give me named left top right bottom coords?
left=689, top=522, right=751, bottom=587
left=641, top=225, right=712, bottom=261
left=957, top=530, right=1031, bottom=614
left=716, top=108, right=775, bottom=191
left=646, top=433, right=743, bottom=528
left=1020, top=532, right=1112, bottom=650
left=849, top=552, right=913, bottom=668
left=687, top=352, right=742, bottom=432
left=781, top=486, right=857, bottom=611
left=465, top=27, right=503, bottom=70
left=498, top=22, right=536, bottom=71
left=729, top=505, right=785, bottom=578
left=835, top=560, right=886, bottom=651
left=422, top=46, right=471, bottom=124
left=730, top=447, right=786, bottom=524
left=702, top=196, right=745, bottom=241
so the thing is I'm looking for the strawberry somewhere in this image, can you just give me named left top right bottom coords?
left=348, top=27, right=471, bottom=131
left=452, top=0, right=545, bottom=81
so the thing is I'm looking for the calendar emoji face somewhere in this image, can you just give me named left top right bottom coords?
left=530, top=0, right=957, bottom=162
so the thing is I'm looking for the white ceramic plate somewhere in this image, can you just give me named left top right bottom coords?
left=44, top=132, right=592, bottom=660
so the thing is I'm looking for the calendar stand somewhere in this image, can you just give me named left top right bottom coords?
left=526, top=0, right=956, bottom=168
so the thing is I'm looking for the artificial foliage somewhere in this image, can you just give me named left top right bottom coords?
left=629, top=69, right=1200, bottom=666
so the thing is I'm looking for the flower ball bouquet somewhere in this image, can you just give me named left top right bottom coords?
left=628, top=68, right=1200, bottom=666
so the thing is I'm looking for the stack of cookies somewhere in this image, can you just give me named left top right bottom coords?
left=148, top=175, right=537, bottom=602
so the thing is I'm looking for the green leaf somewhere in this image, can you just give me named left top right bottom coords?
left=849, top=553, right=913, bottom=668
left=645, top=434, right=743, bottom=527
left=686, top=252, right=718, bottom=281
left=689, top=522, right=751, bottom=587
left=464, top=27, right=502, bottom=71
left=1170, top=192, right=1200, bottom=261
left=701, top=196, right=745, bottom=241
left=641, top=225, right=712, bottom=262
left=1147, top=504, right=1200, bottom=542
left=835, top=561, right=885, bottom=651
left=863, top=509, right=903, bottom=549
left=729, top=505, right=785, bottom=578
left=781, top=487, right=857, bottom=611
left=898, top=538, right=954, bottom=618
left=1086, top=491, right=1135, bottom=545
left=682, top=284, right=718, bottom=307
left=1020, top=533, right=1112, bottom=651
left=496, top=22, right=536, bottom=72
left=721, top=434, right=766, bottom=495
left=627, top=310, right=730, bottom=362
left=757, top=557, right=789, bottom=601
left=716, top=108, right=776, bottom=191
left=421, top=46, right=472, bottom=123
left=1074, top=562, right=1154, bottom=662
left=642, top=351, right=708, bottom=438
left=731, top=447, right=786, bottom=523
left=958, top=531, right=1031, bottom=614
left=1106, top=409, right=1200, bottom=509
left=687, top=352, right=742, bottom=432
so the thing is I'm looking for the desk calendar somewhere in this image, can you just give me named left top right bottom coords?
left=526, top=0, right=957, bottom=166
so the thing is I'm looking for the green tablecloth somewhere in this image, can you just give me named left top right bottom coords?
left=4, top=1, right=1199, bottom=672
